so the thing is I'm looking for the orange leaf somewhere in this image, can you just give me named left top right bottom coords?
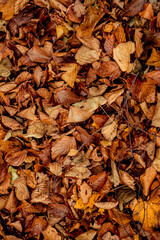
left=140, top=165, right=157, bottom=196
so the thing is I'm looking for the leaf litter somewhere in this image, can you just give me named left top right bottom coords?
left=0, top=0, right=160, bottom=239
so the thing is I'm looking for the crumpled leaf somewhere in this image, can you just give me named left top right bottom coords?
left=0, top=57, right=12, bottom=77
left=120, top=0, right=147, bottom=17
left=73, top=0, right=86, bottom=18
left=139, top=3, right=154, bottom=19
left=88, top=171, right=108, bottom=191
left=119, top=170, right=135, bottom=190
left=0, top=43, right=12, bottom=61
left=14, top=176, right=30, bottom=201
left=0, top=0, right=15, bottom=20
left=113, top=42, right=135, bottom=72
left=76, top=230, right=97, bottom=240
left=140, top=165, right=157, bottom=196
left=133, top=197, right=160, bottom=232
left=117, top=186, right=136, bottom=211
left=75, top=45, right=101, bottom=65
left=60, top=63, right=77, bottom=87
left=108, top=208, right=131, bottom=225
left=8, top=166, right=19, bottom=184
left=42, top=225, right=61, bottom=240
left=109, top=161, right=120, bottom=187
left=0, top=173, right=10, bottom=194
left=145, top=71, right=160, bottom=85
left=146, top=48, right=160, bottom=67
left=5, top=150, right=27, bottom=166
left=67, top=96, right=106, bottom=123
left=1, top=116, right=23, bottom=130
left=80, top=181, right=92, bottom=204
left=49, top=162, right=62, bottom=176
left=51, top=136, right=76, bottom=160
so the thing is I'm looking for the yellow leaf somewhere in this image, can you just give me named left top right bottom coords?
left=146, top=48, right=160, bottom=67
left=140, top=165, right=157, bottom=196
left=133, top=197, right=160, bottom=232
left=74, top=193, right=100, bottom=211
left=0, top=0, right=15, bottom=20
left=61, top=63, right=77, bottom=88
left=108, top=208, right=131, bottom=225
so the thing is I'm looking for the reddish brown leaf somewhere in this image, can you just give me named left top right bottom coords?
left=96, top=61, right=121, bottom=81
left=5, top=150, right=27, bottom=166
left=120, top=0, right=147, bottom=17
left=88, top=172, right=108, bottom=191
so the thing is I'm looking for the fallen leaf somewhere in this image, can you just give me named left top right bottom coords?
left=152, top=93, right=160, bottom=127
left=51, top=136, right=76, bottom=160
left=60, top=63, right=77, bottom=87
left=49, top=0, right=67, bottom=12
left=88, top=171, right=108, bottom=191
left=27, top=46, right=51, bottom=63
left=114, top=25, right=126, bottom=43
left=73, top=0, right=86, bottom=18
left=109, top=161, right=120, bottom=187
left=146, top=48, right=160, bottom=67
left=1, top=116, right=23, bottom=130
left=108, top=208, right=131, bottom=225
left=0, top=195, right=9, bottom=210
left=103, top=34, right=115, bottom=56
left=5, top=150, right=27, bottom=166
left=139, top=3, right=154, bottom=19
left=140, top=165, right=157, bottom=196
left=76, top=230, right=97, bottom=240
left=0, top=173, right=11, bottom=194
left=145, top=71, right=160, bottom=85
left=104, top=88, right=124, bottom=105
left=117, top=186, right=136, bottom=211
left=119, top=170, right=135, bottom=190
left=80, top=181, right=92, bottom=204
left=0, top=57, right=12, bottom=77
left=113, top=42, right=135, bottom=72
left=133, top=197, right=160, bottom=232
left=96, top=61, right=121, bottom=81
left=24, top=121, right=46, bottom=138
left=101, top=116, right=118, bottom=142
left=14, top=176, right=30, bottom=201
left=5, top=189, right=18, bottom=213
left=102, top=232, right=119, bottom=240
left=94, top=201, right=118, bottom=210
left=17, top=106, right=38, bottom=121
left=74, top=193, right=100, bottom=210
left=120, top=0, right=147, bottom=17
left=42, top=225, right=61, bottom=240
left=54, top=88, right=81, bottom=107
left=49, top=162, right=62, bottom=176
left=76, top=6, right=103, bottom=38
left=0, top=0, right=15, bottom=20
left=65, top=166, right=91, bottom=179
left=75, top=45, right=101, bottom=65
left=134, top=28, right=143, bottom=58
left=8, top=166, right=19, bottom=184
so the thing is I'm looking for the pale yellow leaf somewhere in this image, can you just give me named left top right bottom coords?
left=94, top=201, right=118, bottom=210
left=75, top=45, right=101, bottom=65
left=101, top=115, right=118, bottom=142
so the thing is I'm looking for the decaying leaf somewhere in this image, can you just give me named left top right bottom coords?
left=101, top=116, right=118, bottom=142
left=60, top=63, right=77, bottom=88
left=74, top=193, right=100, bottom=210
left=14, top=176, right=30, bottom=201
left=42, top=225, right=61, bottom=240
left=113, top=42, right=135, bottom=72
left=80, top=181, right=92, bottom=204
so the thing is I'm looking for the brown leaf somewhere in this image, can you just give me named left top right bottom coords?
left=140, top=165, right=157, bottom=196
left=119, top=170, right=135, bottom=190
left=103, top=33, right=115, bottom=56
left=49, top=0, right=67, bottom=12
left=27, top=46, right=51, bottom=63
left=0, top=0, right=15, bottom=20
left=54, top=88, right=82, bottom=107
left=30, top=216, right=48, bottom=236
left=0, top=194, right=9, bottom=210
left=152, top=93, right=160, bottom=127
left=0, top=173, right=11, bottom=194
left=60, top=63, right=78, bottom=87
left=75, top=45, right=101, bottom=65
left=76, top=6, right=103, bottom=38
left=17, top=106, right=38, bottom=121
left=42, top=225, right=62, bottom=240
left=114, top=25, right=126, bottom=43
left=146, top=48, right=160, bottom=67
left=0, top=43, right=13, bottom=61
left=65, top=166, right=91, bottom=179
left=76, top=230, right=97, bottom=240
left=49, top=162, right=62, bottom=176
left=101, top=116, right=118, bottom=142
left=20, top=200, right=41, bottom=213
left=1, top=116, right=23, bottom=130
left=80, top=181, right=92, bottom=204
left=97, top=222, right=116, bottom=240
left=0, top=163, right=8, bottom=183
left=108, top=208, right=131, bottom=225
left=139, top=3, right=154, bottom=20
left=113, top=42, right=135, bottom=72
left=31, top=172, right=51, bottom=205
left=5, top=189, right=18, bottom=213
left=134, top=28, right=143, bottom=58
left=120, top=0, right=147, bottom=17
left=48, top=203, right=69, bottom=218
left=15, top=71, right=32, bottom=85
left=14, top=176, right=30, bottom=201
left=88, top=171, right=108, bottom=191
left=4, top=106, right=18, bottom=116
left=94, top=201, right=118, bottom=210
left=96, top=61, right=121, bottom=81
left=9, top=221, right=22, bottom=233
left=5, top=150, right=27, bottom=166
left=145, top=71, right=160, bottom=85
left=24, top=121, right=46, bottom=138
left=51, top=136, right=76, bottom=160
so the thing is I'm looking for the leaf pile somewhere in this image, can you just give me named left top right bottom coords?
left=0, top=0, right=160, bottom=239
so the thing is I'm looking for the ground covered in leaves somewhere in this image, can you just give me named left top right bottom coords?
left=0, top=0, right=160, bottom=239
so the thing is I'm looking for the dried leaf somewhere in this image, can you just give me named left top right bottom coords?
left=75, top=45, right=101, bottom=65
left=74, top=193, right=100, bottom=210
left=5, top=189, right=18, bottom=213
left=1, top=116, right=23, bottom=130
left=0, top=194, right=9, bottom=210
left=49, top=0, right=67, bottom=12
left=80, top=181, right=92, bottom=204
left=0, top=57, right=12, bottom=77
left=27, top=46, right=51, bottom=63
left=133, top=153, right=146, bottom=168
left=145, top=71, right=160, bottom=85
left=120, top=0, right=147, bottom=17
left=133, top=197, right=160, bottom=232
left=24, top=121, right=46, bottom=138
left=17, top=106, right=38, bottom=121
left=5, top=150, right=27, bottom=166
left=140, top=165, right=157, bottom=196
left=152, top=93, right=160, bottom=127
left=119, top=170, right=135, bottom=190
left=96, top=61, right=121, bottom=81
left=60, top=63, right=77, bottom=87
left=108, top=208, right=131, bottom=225
left=76, top=230, right=97, bottom=240
left=114, top=25, right=126, bottom=43
left=0, top=173, right=10, bottom=195
left=146, top=48, right=160, bottom=67
left=73, top=0, right=86, bottom=18
left=109, top=161, right=120, bottom=187
left=139, top=3, right=154, bottom=19
left=113, top=42, right=135, bottom=72
left=14, top=0, right=30, bottom=14
left=94, top=201, right=118, bottom=210
left=51, top=136, right=76, bottom=160
left=88, top=171, right=108, bottom=191
left=104, top=88, right=124, bottom=105
left=49, top=162, right=62, bottom=176
left=65, top=166, right=91, bottom=179
left=134, top=29, right=143, bottom=58
left=42, top=225, right=61, bottom=240
left=101, top=116, right=118, bottom=142
left=0, top=0, right=15, bottom=20
left=14, top=176, right=30, bottom=201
